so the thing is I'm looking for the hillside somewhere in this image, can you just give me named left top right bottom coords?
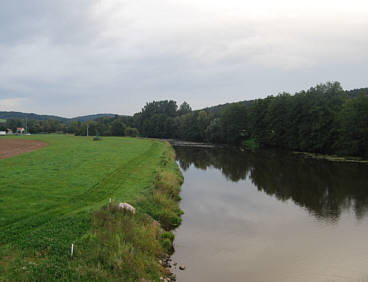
left=71, top=113, right=116, bottom=122
left=0, top=111, right=118, bottom=122
left=200, top=87, right=368, bottom=114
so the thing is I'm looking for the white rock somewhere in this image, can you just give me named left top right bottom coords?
left=118, top=202, right=136, bottom=214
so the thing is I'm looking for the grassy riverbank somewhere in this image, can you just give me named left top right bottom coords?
left=0, top=135, right=183, bottom=281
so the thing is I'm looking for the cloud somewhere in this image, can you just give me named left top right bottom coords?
left=0, top=0, right=367, bottom=116
left=0, top=98, right=28, bottom=111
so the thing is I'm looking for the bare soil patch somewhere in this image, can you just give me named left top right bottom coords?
left=0, top=139, right=48, bottom=160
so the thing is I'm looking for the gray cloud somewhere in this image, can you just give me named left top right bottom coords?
left=0, top=0, right=367, bottom=117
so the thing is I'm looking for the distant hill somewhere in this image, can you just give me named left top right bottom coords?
left=0, top=111, right=119, bottom=122
left=70, top=114, right=116, bottom=122
left=0, top=111, right=67, bottom=122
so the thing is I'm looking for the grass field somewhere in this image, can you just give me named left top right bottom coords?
left=0, top=135, right=183, bottom=281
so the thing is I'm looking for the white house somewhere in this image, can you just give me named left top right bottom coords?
left=16, top=128, right=25, bottom=134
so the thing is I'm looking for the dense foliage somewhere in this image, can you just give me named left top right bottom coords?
left=128, top=82, right=367, bottom=157
left=1, top=82, right=367, bottom=157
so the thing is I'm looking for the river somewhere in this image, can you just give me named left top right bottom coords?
left=171, top=147, right=368, bottom=282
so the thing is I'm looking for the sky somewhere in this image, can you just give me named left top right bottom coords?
left=0, top=0, right=367, bottom=117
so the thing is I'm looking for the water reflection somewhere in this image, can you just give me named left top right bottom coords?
left=175, top=147, right=368, bottom=221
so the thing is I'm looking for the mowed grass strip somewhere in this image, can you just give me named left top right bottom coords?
left=0, top=135, right=182, bottom=281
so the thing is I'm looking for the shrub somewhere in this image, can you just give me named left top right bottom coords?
left=125, top=127, right=139, bottom=137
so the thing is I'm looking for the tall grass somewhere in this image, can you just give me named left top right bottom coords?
left=139, top=144, right=184, bottom=231
left=69, top=143, right=183, bottom=281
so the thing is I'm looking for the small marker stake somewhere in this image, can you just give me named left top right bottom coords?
left=109, top=198, right=112, bottom=203
left=71, top=243, right=74, bottom=258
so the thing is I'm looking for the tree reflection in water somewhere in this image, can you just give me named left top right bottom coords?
left=175, top=147, right=368, bottom=221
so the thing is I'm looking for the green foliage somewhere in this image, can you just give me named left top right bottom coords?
left=124, top=127, right=139, bottom=137
left=137, top=144, right=184, bottom=231
left=73, top=204, right=164, bottom=281
left=221, top=103, right=249, bottom=144
left=161, top=231, right=175, bottom=242
left=175, top=112, right=202, bottom=141
left=248, top=81, right=361, bottom=156
left=2, top=81, right=367, bottom=158
left=177, top=101, right=192, bottom=115
left=110, top=119, right=126, bottom=136
left=0, top=135, right=183, bottom=281
left=134, top=100, right=178, bottom=138
left=160, top=231, right=175, bottom=253
left=337, top=93, right=368, bottom=157
left=205, top=118, right=224, bottom=143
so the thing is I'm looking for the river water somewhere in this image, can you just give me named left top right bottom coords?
left=171, top=147, right=368, bottom=282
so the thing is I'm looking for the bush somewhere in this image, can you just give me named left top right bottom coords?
left=125, top=127, right=139, bottom=137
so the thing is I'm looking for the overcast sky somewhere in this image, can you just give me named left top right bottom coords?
left=0, top=0, right=367, bottom=117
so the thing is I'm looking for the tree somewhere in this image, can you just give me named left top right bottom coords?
left=175, top=112, right=201, bottom=141
left=338, top=93, right=368, bottom=157
left=111, top=119, right=126, bottom=136
left=177, top=102, right=192, bottom=115
left=205, top=118, right=224, bottom=143
left=125, top=127, right=139, bottom=137
left=221, top=103, right=248, bottom=144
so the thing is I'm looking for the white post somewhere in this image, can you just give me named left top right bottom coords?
left=87, top=124, right=89, bottom=137
left=71, top=243, right=74, bottom=258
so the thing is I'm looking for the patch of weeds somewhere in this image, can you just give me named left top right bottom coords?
left=72, top=203, right=165, bottom=281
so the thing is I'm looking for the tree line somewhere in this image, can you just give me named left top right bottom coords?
left=1, top=81, right=367, bottom=157
left=132, top=81, right=368, bottom=157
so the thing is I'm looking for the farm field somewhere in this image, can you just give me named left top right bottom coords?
left=0, top=135, right=183, bottom=281
left=0, top=139, right=48, bottom=160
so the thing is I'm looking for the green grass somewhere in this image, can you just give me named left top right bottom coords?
left=0, top=135, right=183, bottom=281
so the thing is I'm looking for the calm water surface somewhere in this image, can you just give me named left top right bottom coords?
left=171, top=147, right=368, bottom=282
